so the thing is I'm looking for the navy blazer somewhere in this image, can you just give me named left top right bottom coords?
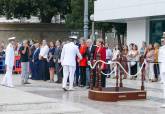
left=87, top=45, right=96, bottom=60
left=33, top=48, right=40, bottom=62
left=54, top=47, right=62, bottom=63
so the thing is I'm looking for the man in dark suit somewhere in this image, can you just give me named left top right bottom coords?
left=87, top=39, right=96, bottom=59
left=86, top=39, right=96, bottom=88
left=32, top=42, right=40, bottom=80
left=54, top=40, right=63, bottom=83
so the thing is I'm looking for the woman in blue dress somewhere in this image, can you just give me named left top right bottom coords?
left=47, top=41, right=55, bottom=83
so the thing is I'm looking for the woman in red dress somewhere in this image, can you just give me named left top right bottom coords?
left=79, top=38, right=88, bottom=87
left=94, top=38, right=106, bottom=87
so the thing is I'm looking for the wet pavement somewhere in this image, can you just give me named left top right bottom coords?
left=1, top=74, right=165, bottom=114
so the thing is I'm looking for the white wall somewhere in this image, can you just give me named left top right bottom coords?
left=127, top=19, right=148, bottom=49
left=94, top=0, right=165, bottom=21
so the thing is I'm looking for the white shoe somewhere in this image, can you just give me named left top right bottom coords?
left=7, top=85, right=14, bottom=88
left=68, top=88, right=75, bottom=91
left=160, top=104, right=165, bottom=108
left=159, top=81, right=164, bottom=84
left=0, top=83, right=6, bottom=86
left=62, top=87, right=68, bottom=91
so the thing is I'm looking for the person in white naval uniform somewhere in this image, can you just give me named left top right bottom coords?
left=1, top=37, right=16, bottom=88
left=159, top=33, right=165, bottom=108
left=159, top=39, right=165, bottom=84
left=60, top=36, right=82, bottom=91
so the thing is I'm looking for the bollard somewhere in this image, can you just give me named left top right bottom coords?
left=93, top=53, right=102, bottom=91
left=141, top=57, right=145, bottom=91
left=90, top=54, right=94, bottom=90
left=98, top=54, right=102, bottom=91
left=115, top=56, right=119, bottom=91
left=119, top=55, right=123, bottom=87
left=95, top=53, right=99, bottom=88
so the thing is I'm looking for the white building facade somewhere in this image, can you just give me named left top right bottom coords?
left=94, top=0, right=165, bottom=48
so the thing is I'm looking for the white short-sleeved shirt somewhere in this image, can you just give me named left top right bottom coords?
left=39, top=45, right=49, bottom=59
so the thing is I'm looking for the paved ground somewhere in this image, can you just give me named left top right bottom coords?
left=0, top=74, right=165, bottom=114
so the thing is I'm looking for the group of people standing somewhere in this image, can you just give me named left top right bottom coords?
left=1, top=32, right=165, bottom=107
left=0, top=36, right=108, bottom=90
left=108, top=41, right=161, bottom=82
left=0, top=37, right=161, bottom=86
left=23, top=39, right=63, bottom=83
left=61, top=37, right=107, bottom=90
left=1, top=35, right=165, bottom=90
left=0, top=38, right=63, bottom=87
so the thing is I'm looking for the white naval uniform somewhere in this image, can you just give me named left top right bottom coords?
left=1, top=43, right=15, bottom=87
left=158, top=45, right=165, bottom=98
left=60, top=42, right=82, bottom=89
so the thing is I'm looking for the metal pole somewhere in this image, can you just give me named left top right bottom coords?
left=84, top=0, right=89, bottom=39
left=92, top=21, right=95, bottom=40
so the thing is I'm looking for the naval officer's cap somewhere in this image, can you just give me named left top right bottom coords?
left=8, top=37, right=16, bottom=41
left=69, top=35, right=78, bottom=39
left=162, top=32, right=165, bottom=38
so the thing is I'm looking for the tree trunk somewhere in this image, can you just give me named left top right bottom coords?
left=40, top=14, right=54, bottom=23
left=101, top=29, right=106, bottom=41
left=117, top=33, right=123, bottom=52
left=122, top=34, right=125, bottom=45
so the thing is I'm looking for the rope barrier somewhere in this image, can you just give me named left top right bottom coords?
left=88, top=60, right=147, bottom=77
left=101, top=68, right=115, bottom=76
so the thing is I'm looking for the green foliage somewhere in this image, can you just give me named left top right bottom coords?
left=0, top=0, right=5, bottom=15
left=65, top=0, right=84, bottom=29
left=65, top=0, right=94, bottom=29
left=32, top=0, right=59, bottom=23
left=65, top=0, right=126, bottom=35
left=0, top=0, right=127, bottom=34
left=4, top=0, right=33, bottom=19
left=0, top=0, right=70, bottom=23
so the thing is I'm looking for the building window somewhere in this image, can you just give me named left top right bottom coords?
left=150, top=20, right=165, bottom=44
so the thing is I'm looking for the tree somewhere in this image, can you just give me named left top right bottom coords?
left=2, top=0, right=34, bottom=19
left=65, top=0, right=84, bottom=29
left=65, top=0, right=127, bottom=48
left=1, top=0, right=70, bottom=23
left=65, top=0, right=94, bottom=29
left=32, top=0, right=70, bottom=23
left=0, top=0, right=5, bottom=15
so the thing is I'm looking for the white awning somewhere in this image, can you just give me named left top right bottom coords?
left=94, top=0, right=165, bottom=22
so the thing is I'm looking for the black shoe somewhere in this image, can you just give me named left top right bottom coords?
left=86, top=86, right=90, bottom=89
left=73, top=83, right=77, bottom=87
left=55, top=81, right=61, bottom=84
left=24, top=82, right=31, bottom=84
left=55, top=80, right=59, bottom=83
left=63, top=88, right=68, bottom=91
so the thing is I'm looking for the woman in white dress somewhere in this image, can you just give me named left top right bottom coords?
left=146, top=44, right=155, bottom=82
left=128, top=44, right=139, bottom=80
